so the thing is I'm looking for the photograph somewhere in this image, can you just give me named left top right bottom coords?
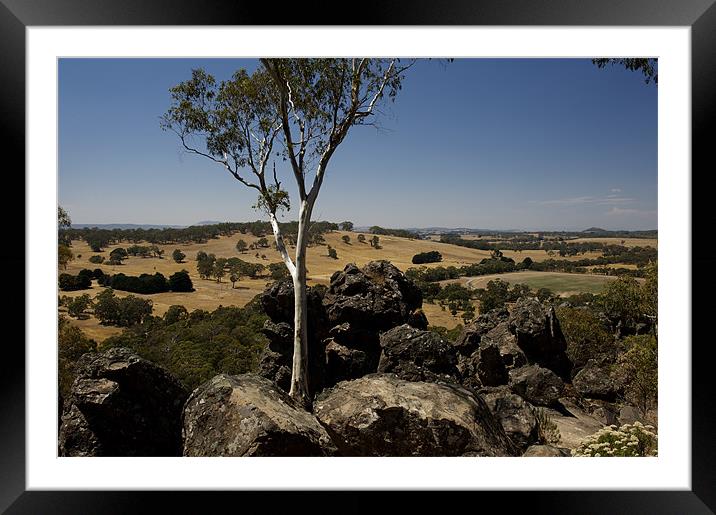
left=56, top=57, right=659, bottom=459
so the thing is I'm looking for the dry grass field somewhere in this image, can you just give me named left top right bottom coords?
left=60, top=230, right=654, bottom=341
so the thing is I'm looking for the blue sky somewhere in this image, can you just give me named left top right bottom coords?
left=58, top=58, right=657, bottom=230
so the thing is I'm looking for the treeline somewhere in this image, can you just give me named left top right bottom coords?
left=369, top=226, right=421, bottom=239
left=406, top=254, right=526, bottom=283
left=60, top=220, right=340, bottom=251
left=59, top=268, right=194, bottom=294
left=440, top=234, right=656, bottom=257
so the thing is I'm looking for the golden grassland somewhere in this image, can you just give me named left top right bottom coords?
left=568, top=237, right=657, bottom=248
left=60, top=230, right=654, bottom=342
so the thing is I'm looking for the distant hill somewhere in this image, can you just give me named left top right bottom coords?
left=583, top=227, right=607, bottom=233
left=71, top=223, right=186, bottom=230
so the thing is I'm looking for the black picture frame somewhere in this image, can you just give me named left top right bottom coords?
left=2, top=1, right=713, bottom=513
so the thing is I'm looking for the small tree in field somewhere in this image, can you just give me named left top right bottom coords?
left=340, top=221, right=354, bottom=231
left=163, top=58, right=413, bottom=406
left=357, top=234, right=366, bottom=244
left=236, top=239, right=248, bottom=254
left=370, top=235, right=381, bottom=249
left=172, top=249, right=186, bottom=263
left=327, top=245, right=338, bottom=259
left=341, top=235, right=351, bottom=245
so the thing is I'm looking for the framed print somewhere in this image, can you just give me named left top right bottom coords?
left=2, top=0, right=715, bottom=512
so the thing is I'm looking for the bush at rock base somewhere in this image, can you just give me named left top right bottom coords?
left=572, top=422, right=657, bottom=457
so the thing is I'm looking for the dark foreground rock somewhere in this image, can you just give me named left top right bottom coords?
left=377, top=324, right=460, bottom=383
left=480, top=386, right=539, bottom=451
left=182, top=374, right=336, bottom=456
left=509, top=365, right=565, bottom=407
left=59, top=347, right=188, bottom=457
left=314, top=374, right=518, bottom=456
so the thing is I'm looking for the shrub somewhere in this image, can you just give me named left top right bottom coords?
left=535, top=407, right=561, bottom=445
left=58, top=316, right=97, bottom=397
left=618, top=334, right=658, bottom=414
left=94, top=289, right=153, bottom=327
left=67, top=294, right=92, bottom=319
left=327, top=245, right=338, bottom=259
left=106, top=272, right=170, bottom=294
left=412, top=250, right=442, bottom=264
left=172, top=249, right=186, bottom=263
left=572, top=422, right=657, bottom=457
left=557, top=306, right=615, bottom=375
left=89, top=255, right=105, bottom=264
left=164, top=305, right=189, bottom=325
left=58, top=273, right=91, bottom=291
left=169, top=270, right=194, bottom=292
left=268, top=262, right=289, bottom=280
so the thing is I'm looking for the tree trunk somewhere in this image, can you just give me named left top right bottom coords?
left=287, top=201, right=312, bottom=408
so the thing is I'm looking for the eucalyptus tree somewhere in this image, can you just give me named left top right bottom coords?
left=163, top=58, right=413, bottom=406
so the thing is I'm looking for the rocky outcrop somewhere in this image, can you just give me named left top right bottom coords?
left=480, top=386, right=539, bottom=451
left=508, top=365, right=565, bottom=407
left=182, top=374, right=336, bottom=457
left=59, top=347, right=188, bottom=457
left=508, top=297, right=572, bottom=379
left=257, top=261, right=426, bottom=394
left=572, top=359, right=625, bottom=402
left=313, top=374, right=518, bottom=457
left=323, top=261, right=422, bottom=331
left=455, top=299, right=573, bottom=391
left=377, top=324, right=460, bottom=384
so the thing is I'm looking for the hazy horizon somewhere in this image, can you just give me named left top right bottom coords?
left=59, top=58, right=657, bottom=231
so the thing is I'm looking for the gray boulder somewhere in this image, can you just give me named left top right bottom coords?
left=480, top=386, right=539, bottom=451
left=182, top=374, right=336, bottom=456
left=59, top=347, right=188, bottom=457
left=509, top=365, right=565, bottom=407
left=453, top=307, right=509, bottom=356
left=377, top=324, right=460, bottom=384
left=314, top=374, right=518, bottom=456
left=572, top=359, right=625, bottom=401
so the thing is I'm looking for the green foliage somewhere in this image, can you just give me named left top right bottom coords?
left=105, top=272, right=170, bottom=294
left=370, top=235, right=381, bottom=249
left=557, top=306, right=615, bottom=373
left=268, top=262, right=290, bottom=280
left=327, top=245, right=338, bottom=259
left=58, top=244, right=74, bottom=270
left=619, top=334, right=658, bottom=414
left=93, top=289, right=153, bottom=327
left=59, top=273, right=91, bottom=291
left=109, top=247, right=129, bottom=263
left=235, top=239, right=248, bottom=253
left=573, top=422, right=657, bottom=457
left=412, top=250, right=442, bottom=264
left=67, top=294, right=92, bottom=319
left=89, top=255, right=104, bottom=264
left=339, top=221, right=354, bottom=231
left=168, top=270, right=194, bottom=292
left=196, top=252, right=216, bottom=279
left=58, top=316, right=97, bottom=398
left=357, top=234, right=366, bottom=243
left=427, top=324, right=464, bottom=342
left=341, top=235, right=351, bottom=244
left=172, top=249, right=186, bottom=263
left=164, top=305, right=189, bottom=325
left=599, top=276, right=644, bottom=331
left=103, top=303, right=269, bottom=390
